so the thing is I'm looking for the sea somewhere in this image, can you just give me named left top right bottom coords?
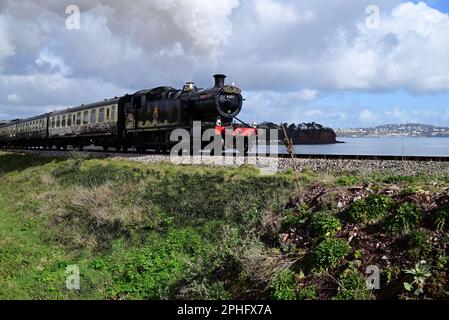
left=276, top=137, right=449, bottom=157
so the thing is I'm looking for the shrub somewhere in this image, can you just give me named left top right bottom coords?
left=347, top=194, right=393, bottom=224
left=312, top=238, right=350, bottom=271
left=269, top=269, right=297, bottom=300
left=309, top=212, right=342, bottom=238
left=434, top=203, right=449, bottom=230
left=334, top=270, right=373, bottom=300
left=406, top=230, right=432, bottom=260
left=385, top=203, right=422, bottom=235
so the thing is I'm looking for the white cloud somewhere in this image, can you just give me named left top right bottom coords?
left=385, top=107, right=408, bottom=120
left=325, top=2, right=449, bottom=92
left=254, top=0, right=309, bottom=26
left=359, top=109, right=378, bottom=122
left=0, top=0, right=449, bottom=127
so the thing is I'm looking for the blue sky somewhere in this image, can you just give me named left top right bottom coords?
left=1, top=0, right=449, bottom=128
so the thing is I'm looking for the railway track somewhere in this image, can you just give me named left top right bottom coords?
left=2, top=147, right=449, bottom=162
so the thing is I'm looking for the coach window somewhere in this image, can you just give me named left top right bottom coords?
left=51, top=117, right=56, bottom=128
left=83, top=111, right=89, bottom=125
left=90, top=109, right=96, bottom=124
left=106, top=108, right=110, bottom=122
left=67, top=115, right=72, bottom=127
left=99, top=108, right=105, bottom=123
left=73, top=114, right=77, bottom=126
left=111, top=106, right=116, bottom=121
left=76, top=112, right=81, bottom=126
left=62, top=115, right=66, bottom=127
left=56, top=116, right=61, bottom=127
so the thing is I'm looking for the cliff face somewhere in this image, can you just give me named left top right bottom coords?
left=295, top=128, right=337, bottom=144
left=260, top=122, right=338, bottom=145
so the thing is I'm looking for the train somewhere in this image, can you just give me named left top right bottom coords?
left=0, top=74, right=257, bottom=153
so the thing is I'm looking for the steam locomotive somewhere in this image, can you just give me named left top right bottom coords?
left=0, top=74, right=257, bottom=153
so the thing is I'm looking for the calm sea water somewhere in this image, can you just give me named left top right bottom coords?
left=274, top=137, right=449, bottom=157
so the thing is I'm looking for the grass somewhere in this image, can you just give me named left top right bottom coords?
left=1, top=151, right=449, bottom=300
left=0, top=151, right=295, bottom=299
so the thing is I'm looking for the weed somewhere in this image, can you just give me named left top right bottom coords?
left=385, top=203, right=422, bottom=235
left=400, top=186, right=423, bottom=196
left=336, top=175, right=359, bottom=186
left=269, top=269, right=297, bottom=300
left=312, top=238, right=350, bottom=271
left=404, top=261, right=432, bottom=297
left=297, top=285, right=317, bottom=300
left=406, top=230, right=432, bottom=260
left=434, top=203, right=449, bottom=230
left=335, top=269, right=373, bottom=300
left=309, top=211, right=342, bottom=238
left=281, top=209, right=306, bottom=230
left=347, top=194, right=393, bottom=224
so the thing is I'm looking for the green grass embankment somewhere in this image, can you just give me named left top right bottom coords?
left=0, top=151, right=448, bottom=300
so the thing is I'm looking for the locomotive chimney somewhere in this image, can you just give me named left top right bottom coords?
left=213, top=74, right=226, bottom=88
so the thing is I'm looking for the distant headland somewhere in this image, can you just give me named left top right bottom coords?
left=259, top=122, right=339, bottom=145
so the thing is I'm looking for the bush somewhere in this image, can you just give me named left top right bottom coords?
left=385, top=203, right=422, bottom=235
left=309, top=212, right=342, bottom=238
left=434, top=203, right=449, bottom=230
left=312, top=238, right=350, bottom=271
left=269, top=269, right=297, bottom=300
left=347, top=194, right=393, bottom=224
left=407, top=230, right=432, bottom=260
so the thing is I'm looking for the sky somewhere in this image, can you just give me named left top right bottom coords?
left=1, top=0, right=449, bottom=128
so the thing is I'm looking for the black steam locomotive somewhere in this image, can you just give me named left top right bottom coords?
left=0, top=74, right=257, bottom=153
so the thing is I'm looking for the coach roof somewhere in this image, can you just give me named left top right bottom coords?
left=49, top=97, right=122, bottom=117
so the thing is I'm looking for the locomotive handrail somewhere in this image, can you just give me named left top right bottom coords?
left=233, top=116, right=252, bottom=129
